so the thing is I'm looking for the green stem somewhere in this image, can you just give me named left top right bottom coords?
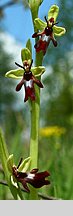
left=29, top=95, right=40, bottom=200
left=28, top=9, right=44, bottom=200
left=30, top=95, right=40, bottom=168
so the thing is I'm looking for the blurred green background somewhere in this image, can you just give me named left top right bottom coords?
left=0, top=0, right=73, bottom=199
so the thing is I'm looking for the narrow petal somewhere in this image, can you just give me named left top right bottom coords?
left=53, top=25, right=66, bottom=36
left=5, top=69, right=24, bottom=79
left=34, top=18, right=46, bottom=31
left=34, top=79, right=43, bottom=88
left=32, top=32, right=39, bottom=38
left=48, top=5, right=59, bottom=22
left=51, top=37, right=57, bottom=47
left=17, top=158, right=23, bottom=169
left=32, top=31, right=45, bottom=38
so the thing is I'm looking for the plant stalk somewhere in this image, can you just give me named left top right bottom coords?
left=29, top=8, right=43, bottom=200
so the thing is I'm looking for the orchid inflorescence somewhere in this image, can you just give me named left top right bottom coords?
left=5, top=5, right=66, bottom=103
left=4, top=4, right=66, bottom=199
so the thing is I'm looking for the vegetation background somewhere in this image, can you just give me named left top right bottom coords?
left=0, top=0, right=73, bottom=199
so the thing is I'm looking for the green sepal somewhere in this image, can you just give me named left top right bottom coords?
left=48, top=5, right=59, bottom=22
left=7, top=154, right=14, bottom=173
left=34, top=18, right=46, bottom=31
left=18, top=157, right=31, bottom=172
left=31, top=66, right=45, bottom=77
left=21, top=48, right=32, bottom=63
left=11, top=175, right=18, bottom=189
left=53, top=25, right=66, bottom=36
left=26, top=39, right=32, bottom=55
left=5, top=69, right=24, bottom=79
left=5, top=66, right=45, bottom=79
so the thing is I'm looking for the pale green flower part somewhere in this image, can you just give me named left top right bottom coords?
left=7, top=154, right=31, bottom=174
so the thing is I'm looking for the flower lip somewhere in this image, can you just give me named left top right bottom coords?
left=34, top=38, right=50, bottom=55
left=26, top=171, right=50, bottom=189
left=12, top=164, right=50, bottom=193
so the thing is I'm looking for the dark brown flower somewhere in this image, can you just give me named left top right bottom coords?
left=32, top=16, right=58, bottom=55
left=12, top=166, right=50, bottom=193
left=15, top=60, right=43, bottom=102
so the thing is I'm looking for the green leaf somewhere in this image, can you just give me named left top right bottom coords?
left=0, top=128, right=23, bottom=200
left=7, top=154, right=14, bottom=173
left=53, top=25, right=66, bottom=36
left=0, top=129, right=17, bottom=199
left=31, top=66, right=45, bottom=76
left=0, top=128, right=9, bottom=160
left=34, top=18, right=46, bottom=31
left=26, top=39, right=32, bottom=55
left=5, top=69, right=24, bottom=79
left=18, top=157, right=31, bottom=172
left=0, top=128, right=10, bottom=183
left=21, top=48, right=32, bottom=63
left=48, top=5, right=59, bottom=22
